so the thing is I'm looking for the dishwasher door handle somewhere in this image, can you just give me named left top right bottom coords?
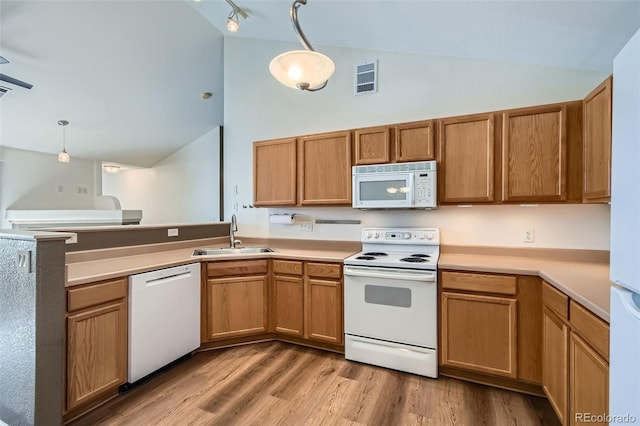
left=144, top=271, right=193, bottom=287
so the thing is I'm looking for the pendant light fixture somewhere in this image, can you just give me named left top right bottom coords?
left=57, top=120, right=70, bottom=163
left=269, top=0, right=334, bottom=91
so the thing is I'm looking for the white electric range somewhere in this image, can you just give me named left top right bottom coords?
left=343, top=227, right=440, bottom=378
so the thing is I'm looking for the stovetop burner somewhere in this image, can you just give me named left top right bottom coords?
left=400, top=257, right=428, bottom=263
left=356, top=256, right=376, bottom=260
left=344, top=227, right=440, bottom=271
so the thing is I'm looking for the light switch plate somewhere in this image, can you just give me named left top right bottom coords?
left=17, top=250, right=31, bottom=273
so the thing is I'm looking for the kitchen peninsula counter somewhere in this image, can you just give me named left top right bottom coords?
left=65, top=236, right=360, bottom=288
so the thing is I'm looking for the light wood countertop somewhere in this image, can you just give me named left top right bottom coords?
left=66, top=238, right=359, bottom=288
left=66, top=238, right=613, bottom=323
left=439, top=252, right=613, bottom=323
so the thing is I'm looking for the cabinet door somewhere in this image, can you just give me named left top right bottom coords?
left=67, top=300, right=127, bottom=411
left=583, top=76, right=612, bottom=203
left=205, top=275, right=268, bottom=340
left=253, top=138, right=297, bottom=206
left=354, top=126, right=390, bottom=165
left=438, top=114, right=496, bottom=203
left=394, top=120, right=435, bottom=162
left=306, top=278, right=343, bottom=345
left=441, top=292, right=517, bottom=377
left=542, top=306, right=570, bottom=425
left=298, top=131, right=352, bottom=205
left=570, top=333, right=609, bottom=426
left=273, top=275, right=304, bottom=336
left=502, top=105, right=567, bottom=201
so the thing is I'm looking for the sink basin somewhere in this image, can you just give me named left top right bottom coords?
left=192, top=247, right=275, bottom=256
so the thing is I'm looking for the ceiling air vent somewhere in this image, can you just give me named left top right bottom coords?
left=355, top=60, right=377, bottom=95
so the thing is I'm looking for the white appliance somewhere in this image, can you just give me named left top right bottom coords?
left=128, top=263, right=200, bottom=384
left=352, top=161, right=437, bottom=209
left=344, top=227, right=439, bottom=377
left=610, top=28, right=640, bottom=424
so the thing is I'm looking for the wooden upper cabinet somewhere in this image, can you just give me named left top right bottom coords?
left=394, top=120, right=435, bottom=162
left=253, top=138, right=297, bottom=206
left=354, top=126, right=391, bottom=165
left=502, top=104, right=571, bottom=202
left=438, top=113, right=497, bottom=203
left=298, top=131, right=352, bottom=205
left=583, top=76, right=612, bottom=203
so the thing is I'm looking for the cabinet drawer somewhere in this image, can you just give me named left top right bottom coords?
left=441, top=271, right=516, bottom=295
left=207, top=260, right=268, bottom=277
left=273, top=260, right=303, bottom=275
left=67, top=278, right=127, bottom=312
left=542, top=281, right=569, bottom=321
left=570, top=300, right=609, bottom=361
left=306, top=262, right=342, bottom=279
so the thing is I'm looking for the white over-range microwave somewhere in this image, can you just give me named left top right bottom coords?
left=352, top=161, right=437, bottom=209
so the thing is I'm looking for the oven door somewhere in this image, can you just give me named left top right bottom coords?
left=352, top=173, right=414, bottom=209
left=343, top=265, right=437, bottom=348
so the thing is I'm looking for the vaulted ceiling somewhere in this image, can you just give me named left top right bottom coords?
left=1, top=0, right=639, bottom=167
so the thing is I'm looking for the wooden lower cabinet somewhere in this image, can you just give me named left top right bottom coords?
left=541, top=281, right=610, bottom=425
left=440, top=271, right=542, bottom=389
left=441, top=291, right=517, bottom=377
left=205, top=275, right=268, bottom=340
left=202, top=260, right=269, bottom=342
left=271, top=260, right=343, bottom=346
left=273, top=274, right=304, bottom=336
left=306, top=277, right=342, bottom=344
left=542, top=306, right=570, bottom=425
left=65, top=278, right=128, bottom=418
left=570, top=333, right=609, bottom=426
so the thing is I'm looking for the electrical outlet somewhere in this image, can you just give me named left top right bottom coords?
left=17, top=250, right=31, bottom=273
left=300, top=220, right=314, bottom=232
left=523, top=228, right=535, bottom=243
left=167, top=228, right=179, bottom=237
left=57, top=185, right=64, bottom=193
left=233, top=185, right=238, bottom=195
left=233, top=202, right=238, bottom=212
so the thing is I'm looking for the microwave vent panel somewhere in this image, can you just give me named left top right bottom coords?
left=355, top=60, right=377, bottom=95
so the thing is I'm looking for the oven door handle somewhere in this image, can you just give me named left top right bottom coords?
left=343, top=266, right=436, bottom=282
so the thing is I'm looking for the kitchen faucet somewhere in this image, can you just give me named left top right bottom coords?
left=230, top=214, right=242, bottom=248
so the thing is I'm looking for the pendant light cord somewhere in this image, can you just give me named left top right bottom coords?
left=290, top=0, right=328, bottom=91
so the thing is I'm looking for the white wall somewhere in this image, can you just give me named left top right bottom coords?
left=0, top=147, right=99, bottom=228
left=224, top=37, right=612, bottom=249
left=102, top=128, right=221, bottom=224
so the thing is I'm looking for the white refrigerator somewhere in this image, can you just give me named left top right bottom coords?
left=610, top=27, right=640, bottom=424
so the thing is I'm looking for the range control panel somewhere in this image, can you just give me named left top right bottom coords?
left=361, top=228, right=440, bottom=245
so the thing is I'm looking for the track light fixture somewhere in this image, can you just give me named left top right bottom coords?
left=57, top=120, right=70, bottom=163
left=269, top=0, right=335, bottom=91
left=225, top=0, right=248, bottom=33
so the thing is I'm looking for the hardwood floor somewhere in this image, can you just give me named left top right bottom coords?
left=69, top=341, right=560, bottom=426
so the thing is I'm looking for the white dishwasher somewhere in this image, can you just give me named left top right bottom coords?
left=128, top=263, right=200, bottom=384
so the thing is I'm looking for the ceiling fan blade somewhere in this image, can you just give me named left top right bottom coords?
left=0, top=73, right=33, bottom=89
left=0, top=56, right=8, bottom=65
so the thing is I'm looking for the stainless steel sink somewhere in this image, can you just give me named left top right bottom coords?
left=192, top=247, right=275, bottom=256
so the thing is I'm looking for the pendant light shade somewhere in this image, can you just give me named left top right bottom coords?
left=57, top=120, right=70, bottom=163
left=269, top=50, right=335, bottom=90
left=270, top=0, right=334, bottom=91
